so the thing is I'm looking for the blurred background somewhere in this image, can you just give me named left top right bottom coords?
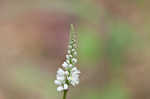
left=0, top=0, right=149, bottom=99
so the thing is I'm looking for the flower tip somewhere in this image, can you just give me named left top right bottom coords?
left=70, top=24, right=74, bottom=31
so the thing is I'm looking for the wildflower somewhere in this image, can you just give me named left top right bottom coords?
left=54, top=24, right=80, bottom=93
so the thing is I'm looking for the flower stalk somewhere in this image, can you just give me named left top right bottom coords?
left=63, top=90, right=68, bottom=99
left=54, top=24, right=80, bottom=99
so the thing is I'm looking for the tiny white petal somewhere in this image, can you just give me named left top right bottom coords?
left=73, top=52, right=77, bottom=56
left=54, top=80, right=62, bottom=85
left=71, top=67, right=77, bottom=71
left=72, top=58, right=77, bottom=63
left=71, top=82, right=76, bottom=86
left=66, top=60, right=70, bottom=64
left=62, top=62, right=68, bottom=68
left=70, top=41, right=74, bottom=44
left=72, top=49, right=75, bottom=52
left=73, top=70, right=80, bottom=74
left=65, top=71, right=69, bottom=75
left=69, top=64, right=73, bottom=68
left=68, top=45, right=72, bottom=49
left=68, top=50, right=71, bottom=54
left=57, top=68, right=65, bottom=75
left=69, top=55, right=73, bottom=58
left=73, top=44, right=76, bottom=48
left=57, top=76, right=65, bottom=81
left=64, top=84, right=68, bottom=90
left=68, top=77, right=71, bottom=80
left=76, top=80, right=79, bottom=84
left=57, top=86, right=64, bottom=92
left=66, top=55, right=70, bottom=59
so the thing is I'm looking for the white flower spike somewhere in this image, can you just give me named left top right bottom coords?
left=54, top=24, right=80, bottom=98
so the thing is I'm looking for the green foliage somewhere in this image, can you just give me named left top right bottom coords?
left=78, top=26, right=102, bottom=66
left=106, top=21, right=134, bottom=69
left=14, top=66, right=58, bottom=99
left=78, top=81, right=129, bottom=99
left=100, top=81, right=129, bottom=99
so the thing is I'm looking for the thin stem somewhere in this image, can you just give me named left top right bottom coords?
left=70, top=24, right=74, bottom=41
left=63, top=90, right=68, bottom=99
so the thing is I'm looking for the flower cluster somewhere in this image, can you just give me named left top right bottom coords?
left=54, top=25, right=80, bottom=92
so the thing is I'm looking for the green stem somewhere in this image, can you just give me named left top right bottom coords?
left=70, top=24, right=74, bottom=41
left=63, top=90, right=68, bottom=99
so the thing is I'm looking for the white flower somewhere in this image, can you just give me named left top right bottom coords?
left=57, top=68, right=65, bottom=76
left=72, top=49, right=76, bottom=52
left=69, top=64, right=73, bottom=68
left=68, top=45, right=72, bottom=49
left=70, top=41, right=74, bottom=45
left=62, top=62, right=68, bottom=68
left=66, top=55, right=70, bottom=59
left=55, top=24, right=80, bottom=92
left=66, top=55, right=73, bottom=59
left=56, top=76, right=65, bottom=81
left=65, top=71, right=69, bottom=75
left=73, top=52, right=77, bottom=56
left=54, top=80, right=62, bottom=85
left=66, top=60, right=70, bottom=64
left=73, top=44, right=76, bottom=48
left=56, top=83, right=69, bottom=92
left=69, top=55, right=73, bottom=58
left=68, top=67, right=80, bottom=86
left=72, top=58, right=77, bottom=64
left=71, top=67, right=77, bottom=72
left=57, top=86, right=64, bottom=92
left=68, top=50, right=71, bottom=54
left=64, top=84, right=68, bottom=90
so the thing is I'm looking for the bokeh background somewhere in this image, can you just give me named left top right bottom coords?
left=0, top=0, right=149, bottom=99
